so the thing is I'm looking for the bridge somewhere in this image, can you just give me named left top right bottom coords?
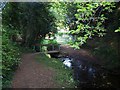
left=38, top=44, right=61, bottom=55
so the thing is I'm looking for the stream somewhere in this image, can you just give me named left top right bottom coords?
left=50, top=54, right=120, bottom=89
left=53, top=32, right=120, bottom=88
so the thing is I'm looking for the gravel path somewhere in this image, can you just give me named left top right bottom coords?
left=12, top=53, right=59, bottom=88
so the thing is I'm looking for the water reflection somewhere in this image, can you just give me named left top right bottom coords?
left=58, top=57, right=119, bottom=88
left=59, top=57, right=73, bottom=68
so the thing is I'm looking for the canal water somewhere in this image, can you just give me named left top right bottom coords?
left=55, top=55, right=120, bottom=89
left=54, top=30, right=120, bottom=88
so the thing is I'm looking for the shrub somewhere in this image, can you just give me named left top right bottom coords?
left=2, top=27, right=21, bottom=88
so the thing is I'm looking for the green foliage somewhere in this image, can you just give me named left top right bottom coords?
left=2, top=2, right=57, bottom=47
left=50, top=2, right=68, bottom=28
left=41, top=39, right=59, bottom=51
left=48, top=39, right=58, bottom=44
left=93, top=45, right=120, bottom=69
left=1, top=2, right=119, bottom=87
left=115, top=27, right=120, bottom=32
left=36, top=53, right=75, bottom=88
left=42, top=39, right=58, bottom=45
left=67, top=2, right=116, bottom=48
left=2, top=27, right=21, bottom=88
left=2, top=3, right=60, bottom=87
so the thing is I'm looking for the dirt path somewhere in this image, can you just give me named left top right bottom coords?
left=12, top=53, right=58, bottom=88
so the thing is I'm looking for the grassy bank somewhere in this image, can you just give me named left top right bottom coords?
left=36, top=53, right=75, bottom=88
left=84, top=37, right=120, bottom=71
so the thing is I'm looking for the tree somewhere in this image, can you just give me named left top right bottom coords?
left=2, top=2, right=57, bottom=47
left=66, top=2, right=116, bottom=48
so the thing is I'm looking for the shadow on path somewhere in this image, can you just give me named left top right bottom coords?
left=12, top=53, right=58, bottom=88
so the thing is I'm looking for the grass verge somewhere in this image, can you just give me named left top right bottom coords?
left=36, top=53, right=75, bottom=88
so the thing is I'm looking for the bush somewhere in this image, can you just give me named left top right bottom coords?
left=2, top=27, right=21, bottom=88
left=93, top=44, right=120, bottom=69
